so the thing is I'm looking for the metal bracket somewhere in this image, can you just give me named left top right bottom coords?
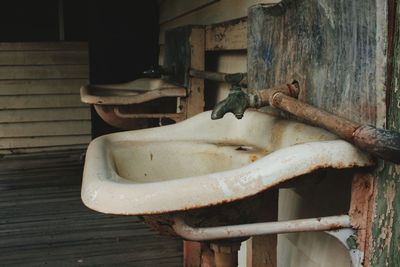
left=325, top=228, right=363, bottom=267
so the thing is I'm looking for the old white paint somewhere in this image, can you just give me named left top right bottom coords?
left=81, top=110, right=372, bottom=215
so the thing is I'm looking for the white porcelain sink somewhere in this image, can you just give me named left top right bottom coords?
left=81, top=110, right=373, bottom=215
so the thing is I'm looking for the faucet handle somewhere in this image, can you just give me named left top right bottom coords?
left=211, top=85, right=250, bottom=120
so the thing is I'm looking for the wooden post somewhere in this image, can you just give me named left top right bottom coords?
left=349, top=173, right=375, bottom=257
left=246, top=190, right=278, bottom=267
left=247, top=1, right=388, bottom=266
left=163, top=26, right=205, bottom=120
left=186, top=27, right=205, bottom=118
left=366, top=1, right=400, bottom=265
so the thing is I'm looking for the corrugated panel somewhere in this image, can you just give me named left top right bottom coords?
left=0, top=42, right=91, bottom=154
left=0, top=153, right=182, bottom=266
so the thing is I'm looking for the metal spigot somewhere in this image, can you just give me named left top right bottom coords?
left=211, top=82, right=299, bottom=121
left=211, top=85, right=251, bottom=120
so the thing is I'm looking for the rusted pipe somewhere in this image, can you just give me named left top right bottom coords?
left=172, top=215, right=351, bottom=241
left=270, top=93, right=359, bottom=140
left=270, top=92, right=400, bottom=163
left=189, top=69, right=247, bottom=86
left=212, top=81, right=400, bottom=163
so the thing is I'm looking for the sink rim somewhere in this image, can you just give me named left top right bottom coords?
left=81, top=111, right=373, bottom=215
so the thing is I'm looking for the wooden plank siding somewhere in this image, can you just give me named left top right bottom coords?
left=0, top=51, right=89, bottom=66
left=0, top=108, right=90, bottom=123
left=0, top=79, right=88, bottom=95
left=0, top=42, right=91, bottom=154
left=0, top=94, right=86, bottom=109
left=0, top=65, right=89, bottom=80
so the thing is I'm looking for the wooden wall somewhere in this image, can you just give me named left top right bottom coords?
left=158, top=0, right=279, bottom=108
left=0, top=42, right=90, bottom=154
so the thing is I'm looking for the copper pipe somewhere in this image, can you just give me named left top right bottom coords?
left=267, top=91, right=400, bottom=163
left=212, top=81, right=400, bottom=163
left=271, top=93, right=359, bottom=140
left=189, top=69, right=247, bottom=86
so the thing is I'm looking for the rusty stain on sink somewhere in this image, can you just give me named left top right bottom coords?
left=81, top=110, right=373, bottom=216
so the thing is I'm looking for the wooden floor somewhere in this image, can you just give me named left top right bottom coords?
left=0, top=150, right=182, bottom=267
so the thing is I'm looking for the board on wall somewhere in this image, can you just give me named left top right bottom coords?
left=247, top=0, right=387, bottom=126
left=247, top=1, right=388, bottom=266
left=0, top=42, right=91, bottom=154
left=159, top=0, right=280, bottom=44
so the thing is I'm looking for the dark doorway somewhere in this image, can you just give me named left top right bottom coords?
left=88, top=1, right=160, bottom=137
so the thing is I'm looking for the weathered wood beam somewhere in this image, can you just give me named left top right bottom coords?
left=205, top=18, right=247, bottom=51
left=367, top=1, right=400, bottom=265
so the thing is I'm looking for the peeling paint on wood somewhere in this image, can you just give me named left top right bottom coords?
left=247, top=0, right=393, bottom=265
left=369, top=0, right=400, bottom=264
left=205, top=18, right=247, bottom=51
left=247, top=0, right=387, bottom=126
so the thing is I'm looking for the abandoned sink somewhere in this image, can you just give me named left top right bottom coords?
left=81, top=110, right=373, bottom=215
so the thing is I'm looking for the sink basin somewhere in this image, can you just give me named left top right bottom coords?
left=81, top=110, right=373, bottom=215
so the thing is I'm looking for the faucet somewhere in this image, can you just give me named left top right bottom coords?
left=211, top=85, right=251, bottom=120
left=211, top=79, right=400, bottom=164
left=211, top=81, right=300, bottom=120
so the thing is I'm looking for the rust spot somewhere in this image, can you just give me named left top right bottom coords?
left=249, top=154, right=258, bottom=162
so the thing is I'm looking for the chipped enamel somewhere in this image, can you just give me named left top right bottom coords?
left=81, top=111, right=373, bottom=215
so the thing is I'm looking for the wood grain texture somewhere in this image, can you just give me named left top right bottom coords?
left=0, top=121, right=91, bottom=138
left=247, top=1, right=388, bottom=265
left=205, top=18, right=247, bottom=51
left=0, top=51, right=88, bottom=65
left=368, top=0, right=400, bottom=265
left=0, top=79, right=87, bottom=95
left=186, top=28, right=205, bottom=118
left=0, top=65, right=89, bottom=80
left=0, top=94, right=85, bottom=109
left=0, top=43, right=90, bottom=153
left=0, top=42, right=88, bottom=51
left=247, top=190, right=278, bottom=267
left=0, top=153, right=182, bottom=266
left=0, top=108, right=90, bottom=123
left=159, top=0, right=279, bottom=44
left=247, top=0, right=387, bottom=126
left=0, top=135, right=91, bottom=149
